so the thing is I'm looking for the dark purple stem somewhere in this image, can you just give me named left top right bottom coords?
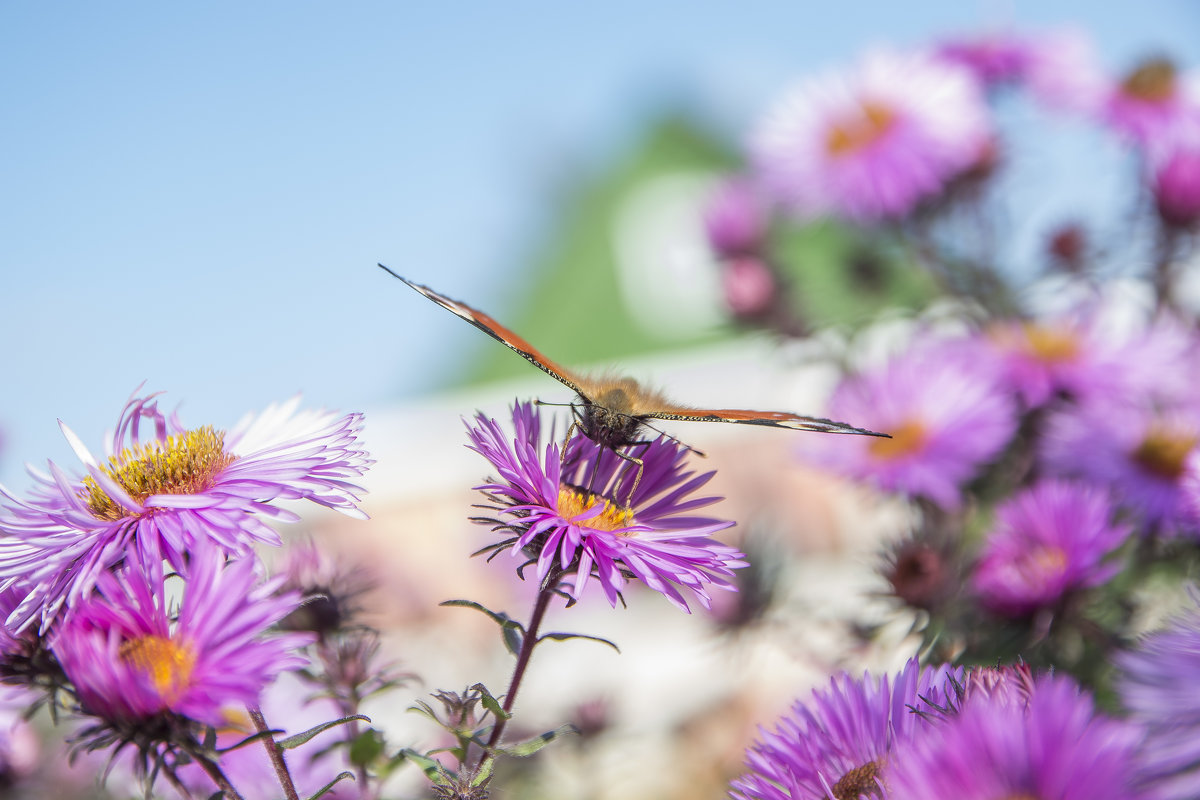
left=249, top=705, right=301, bottom=800
left=482, top=584, right=555, bottom=758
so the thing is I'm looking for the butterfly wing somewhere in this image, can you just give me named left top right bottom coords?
left=380, top=265, right=587, bottom=396
left=641, top=406, right=889, bottom=437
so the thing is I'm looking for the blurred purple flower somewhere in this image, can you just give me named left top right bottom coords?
left=466, top=402, right=745, bottom=613
left=981, top=317, right=1116, bottom=408
left=972, top=480, right=1128, bottom=617
left=804, top=341, right=1017, bottom=509
left=1152, top=131, right=1200, bottom=228
left=1118, top=592, right=1200, bottom=800
left=751, top=48, right=992, bottom=222
left=729, top=657, right=958, bottom=800
left=1101, top=57, right=1200, bottom=149
left=888, top=675, right=1144, bottom=800
left=0, top=391, right=371, bottom=632
left=54, top=547, right=310, bottom=728
left=704, top=176, right=769, bottom=257
left=1041, top=397, right=1200, bottom=534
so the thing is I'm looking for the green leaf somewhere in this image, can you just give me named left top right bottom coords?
left=503, top=624, right=524, bottom=657
left=471, top=683, right=510, bottom=722
left=394, top=748, right=453, bottom=785
left=305, top=771, right=355, bottom=800
left=440, top=600, right=525, bottom=635
left=493, top=724, right=579, bottom=757
left=277, top=715, right=371, bottom=750
left=216, top=729, right=278, bottom=754
left=470, top=757, right=495, bottom=787
left=348, top=728, right=386, bottom=766
left=537, top=631, right=620, bottom=652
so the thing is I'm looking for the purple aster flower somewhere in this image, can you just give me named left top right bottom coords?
left=1118, top=592, right=1200, bottom=800
left=1041, top=396, right=1200, bottom=534
left=1152, top=128, right=1200, bottom=228
left=729, top=657, right=958, bottom=800
left=0, top=390, right=371, bottom=632
left=53, top=546, right=311, bottom=728
left=465, top=401, right=745, bottom=613
left=704, top=176, right=770, bottom=258
left=972, top=480, right=1129, bottom=617
left=1100, top=57, right=1200, bottom=149
left=803, top=341, right=1017, bottom=509
left=751, top=48, right=993, bottom=222
left=981, top=315, right=1121, bottom=408
left=888, top=675, right=1144, bottom=800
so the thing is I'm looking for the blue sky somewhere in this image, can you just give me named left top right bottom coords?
left=2, top=2, right=1198, bottom=488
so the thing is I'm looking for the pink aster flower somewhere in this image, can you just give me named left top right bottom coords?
left=0, top=391, right=370, bottom=632
left=1100, top=56, right=1200, bottom=150
left=729, top=657, right=959, bottom=800
left=53, top=547, right=311, bottom=728
left=981, top=315, right=1119, bottom=408
left=1152, top=129, right=1200, bottom=228
left=887, top=675, right=1144, bottom=800
left=1118, top=593, right=1200, bottom=800
left=704, top=176, right=770, bottom=258
left=1041, top=397, right=1200, bottom=534
left=751, top=48, right=993, bottom=222
left=972, top=480, right=1129, bottom=617
left=803, top=341, right=1018, bottom=509
left=465, top=402, right=745, bottom=613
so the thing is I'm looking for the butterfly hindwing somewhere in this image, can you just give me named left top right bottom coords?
left=641, top=407, right=885, bottom=436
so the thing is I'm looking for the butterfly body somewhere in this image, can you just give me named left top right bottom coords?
left=379, top=264, right=888, bottom=450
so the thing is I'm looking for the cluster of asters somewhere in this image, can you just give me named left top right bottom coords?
left=730, top=648, right=1200, bottom=800
left=0, top=390, right=373, bottom=798
left=702, top=24, right=1200, bottom=800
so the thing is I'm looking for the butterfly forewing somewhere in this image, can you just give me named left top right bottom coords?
left=380, top=265, right=587, bottom=397
left=641, top=407, right=887, bottom=436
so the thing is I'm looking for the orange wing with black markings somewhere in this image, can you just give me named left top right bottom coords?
left=380, top=264, right=888, bottom=442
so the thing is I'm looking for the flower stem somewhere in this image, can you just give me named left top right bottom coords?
left=481, top=583, right=555, bottom=763
left=249, top=705, right=301, bottom=800
left=181, top=744, right=245, bottom=800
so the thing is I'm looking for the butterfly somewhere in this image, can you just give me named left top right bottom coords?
left=380, top=264, right=887, bottom=459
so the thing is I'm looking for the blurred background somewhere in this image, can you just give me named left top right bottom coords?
left=3, top=2, right=1199, bottom=487
left=4, top=3, right=1200, bottom=798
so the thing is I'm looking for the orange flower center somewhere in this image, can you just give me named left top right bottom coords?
left=1121, top=57, right=1177, bottom=104
left=82, top=426, right=235, bottom=521
left=869, top=419, right=929, bottom=460
left=826, top=101, right=898, bottom=156
left=1019, top=545, right=1069, bottom=580
left=557, top=486, right=636, bottom=532
left=119, top=634, right=197, bottom=704
left=1132, top=424, right=1197, bottom=480
left=1020, top=323, right=1080, bottom=364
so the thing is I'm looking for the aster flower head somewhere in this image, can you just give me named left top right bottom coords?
left=0, top=390, right=371, bottom=632
left=972, top=480, right=1129, bottom=617
left=1041, top=396, right=1200, bottom=534
left=704, top=176, right=770, bottom=258
left=729, top=657, right=958, bottom=800
left=981, top=315, right=1119, bottom=408
left=1151, top=125, right=1200, bottom=228
left=53, top=546, right=311, bottom=732
left=1118, top=592, right=1200, bottom=800
left=465, top=401, right=744, bottom=613
left=751, top=47, right=993, bottom=222
left=804, top=340, right=1017, bottom=509
left=1101, top=56, right=1200, bottom=149
left=888, top=675, right=1144, bottom=800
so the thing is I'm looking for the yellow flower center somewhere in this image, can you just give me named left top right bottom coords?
left=1133, top=424, right=1197, bottom=481
left=826, top=101, right=897, bottom=156
left=831, top=759, right=883, bottom=800
left=868, top=420, right=929, bottom=461
left=557, top=486, right=636, bottom=533
left=82, top=426, right=235, bottom=521
left=1020, top=545, right=1068, bottom=580
left=1121, top=57, right=1177, bottom=103
left=1020, top=323, right=1079, bottom=364
left=119, top=634, right=197, bottom=703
